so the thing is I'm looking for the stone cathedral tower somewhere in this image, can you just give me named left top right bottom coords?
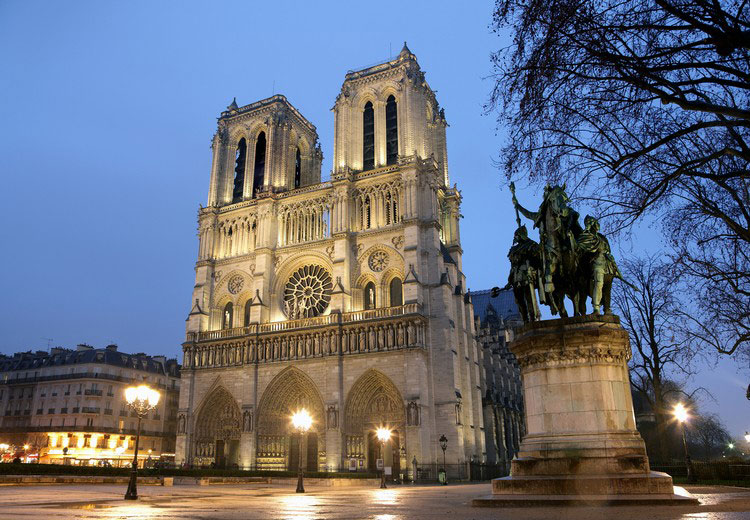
left=177, top=45, right=485, bottom=475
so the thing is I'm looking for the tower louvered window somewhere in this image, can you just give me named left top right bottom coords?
left=232, top=138, right=247, bottom=203
left=386, top=95, right=398, bottom=165
left=253, top=132, right=266, bottom=198
left=363, top=102, right=374, bottom=171
left=294, top=147, right=301, bottom=188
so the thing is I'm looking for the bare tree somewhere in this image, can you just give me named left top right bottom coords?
left=690, top=413, right=732, bottom=460
left=613, top=255, right=698, bottom=461
left=488, top=0, right=750, bottom=358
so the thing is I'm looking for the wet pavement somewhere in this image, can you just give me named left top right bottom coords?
left=0, top=482, right=749, bottom=519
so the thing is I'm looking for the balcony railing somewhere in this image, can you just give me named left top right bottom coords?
left=183, top=303, right=427, bottom=370
left=187, top=303, right=422, bottom=343
left=84, top=389, right=103, bottom=396
left=81, top=407, right=100, bottom=414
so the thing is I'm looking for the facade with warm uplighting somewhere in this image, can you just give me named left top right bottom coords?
left=178, top=46, right=488, bottom=475
left=0, top=344, right=180, bottom=466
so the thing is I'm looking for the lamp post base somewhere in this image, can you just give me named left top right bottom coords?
left=296, top=471, right=305, bottom=493
left=124, top=471, right=138, bottom=500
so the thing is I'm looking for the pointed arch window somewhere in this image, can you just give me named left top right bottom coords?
left=389, top=278, right=403, bottom=307
left=294, top=147, right=301, bottom=188
left=222, top=302, right=233, bottom=330
left=364, top=282, right=376, bottom=310
left=386, top=95, right=398, bottom=165
left=253, top=132, right=266, bottom=198
left=232, top=138, right=247, bottom=203
left=363, top=101, right=374, bottom=171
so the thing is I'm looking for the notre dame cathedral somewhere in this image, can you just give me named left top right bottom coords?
left=176, top=45, right=492, bottom=474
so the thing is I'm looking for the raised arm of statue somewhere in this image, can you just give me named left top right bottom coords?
left=515, top=200, right=539, bottom=222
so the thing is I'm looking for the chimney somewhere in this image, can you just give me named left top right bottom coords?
left=76, top=344, right=93, bottom=351
left=105, top=344, right=118, bottom=352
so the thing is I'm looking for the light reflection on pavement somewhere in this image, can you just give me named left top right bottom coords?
left=0, top=483, right=748, bottom=520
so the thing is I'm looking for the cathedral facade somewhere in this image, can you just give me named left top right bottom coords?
left=176, top=45, right=485, bottom=473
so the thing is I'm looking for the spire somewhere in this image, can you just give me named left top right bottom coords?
left=227, top=97, right=238, bottom=110
left=399, top=41, right=412, bottom=58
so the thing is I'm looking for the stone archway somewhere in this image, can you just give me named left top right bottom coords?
left=255, top=367, right=325, bottom=471
left=344, top=369, right=406, bottom=477
left=193, top=386, right=241, bottom=467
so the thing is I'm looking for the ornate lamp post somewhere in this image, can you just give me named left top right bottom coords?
left=439, top=434, right=448, bottom=485
left=376, top=427, right=391, bottom=489
left=123, top=384, right=160, bottom=500
left=291, top=409, right=312, bottom=493
left=673, top=403, right=696, bottom=484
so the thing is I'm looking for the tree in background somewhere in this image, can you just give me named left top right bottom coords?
left=691, top=413, right=732, bottom=460
left=613, top=255, right=699, bottom=462
left=488, top=0, right=750, bottom=360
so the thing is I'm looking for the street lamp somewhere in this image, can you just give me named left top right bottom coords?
left=745, top=432, right=750, bottom=444
left=291, top=409, right=312, bottom=493
left=376, top=427, right=391, bottom=489
left=123, top=384, right=160, bottom=500
left=439, top=434, right=448, bottom=485
left=673, top=403, right=696, bottom=484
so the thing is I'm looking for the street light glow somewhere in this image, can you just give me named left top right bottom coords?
left=745, top=432, right=750, bottom=443
left=673, top=403, right=688, bottom=423
left=376, top=427, right=392, bottom=443
left=291, top=409, right=312, bottom=432
left=125, top=385, right=160, bottom=407
left=729, top=443, right=735, bottom=449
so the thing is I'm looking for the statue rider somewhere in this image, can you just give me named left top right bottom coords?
left=511, top=184, right=582, bottom=314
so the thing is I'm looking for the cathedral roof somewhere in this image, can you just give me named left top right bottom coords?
left=471, top=288, right=519, bottom=324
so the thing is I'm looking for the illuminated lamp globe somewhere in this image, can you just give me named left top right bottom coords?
left=376, top=427, right=392, bottom=443
left=291, top=409, right=312, bottom=432
left=673, top=403, right=688, bottom=423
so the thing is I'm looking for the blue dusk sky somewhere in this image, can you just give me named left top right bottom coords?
left=0, top=1, right=746, bottom=439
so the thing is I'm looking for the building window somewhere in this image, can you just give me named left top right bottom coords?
left=253, top=132, right=266, bottom=198
left=364, top=282, right=376, bottom=310
left=363, top=101, right=374, bottom=171
left=294, top=147, right=301, bottom=188
left=222, top=302, right=233, bottom=329
left=386, top=95, right=398, bottom=165
left=389, top=278, right=403, bottom=307
left=232, top=138, right=247, bottom=203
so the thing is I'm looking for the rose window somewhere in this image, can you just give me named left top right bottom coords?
left=227, top=275, right=244, bottom=295
left=283, top=265, right=333, bottom=319
left=368, top=251, right=389, bottom=272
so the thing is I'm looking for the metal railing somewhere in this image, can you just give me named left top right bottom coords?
left=652, top=462, right=750, bottom=481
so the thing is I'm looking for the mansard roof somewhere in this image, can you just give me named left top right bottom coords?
left=471, top=288, right=519, bottom=324
left=0, top=346, right=180, bottom=377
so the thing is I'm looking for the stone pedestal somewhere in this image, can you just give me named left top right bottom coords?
left=473, top=316, right=696, bottom=506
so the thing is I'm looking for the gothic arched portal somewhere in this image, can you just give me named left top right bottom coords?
left=344, top=369, right=406, bottom=475
left=193, top=386, right=241, bottom=467
left=255, top=367, right=325, bottom=471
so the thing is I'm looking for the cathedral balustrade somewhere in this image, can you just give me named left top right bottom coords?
left=182, top=304, right=426, bottom=370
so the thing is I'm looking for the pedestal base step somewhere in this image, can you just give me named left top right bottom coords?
left=472, top=486, right=698, bottom=507
left=492, top=470, right=676, bottom=495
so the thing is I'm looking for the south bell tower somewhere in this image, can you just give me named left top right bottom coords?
left=179, top=45, right=484, bottom=473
